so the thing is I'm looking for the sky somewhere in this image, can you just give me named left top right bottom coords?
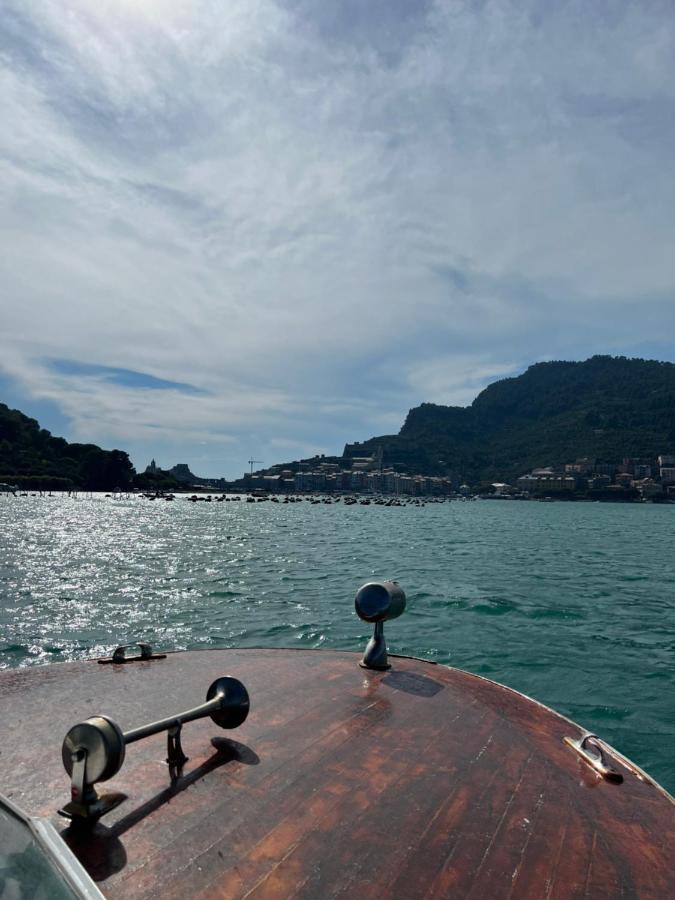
left=1, top=0, right=674, bottom=478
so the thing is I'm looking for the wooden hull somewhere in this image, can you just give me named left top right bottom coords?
left=0, top=648, right=672, bottom=898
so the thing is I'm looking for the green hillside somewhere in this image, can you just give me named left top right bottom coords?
left=344, top=356, right=675, bottom=483
left=0, top=403, right=135, bottom=490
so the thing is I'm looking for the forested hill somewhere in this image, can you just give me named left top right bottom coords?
left=343, top=356, right=675, bottom=483
left=0, top=403, right=134, bottom=490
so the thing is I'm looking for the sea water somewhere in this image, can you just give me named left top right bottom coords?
left=1, top=494, right=673, bottom=791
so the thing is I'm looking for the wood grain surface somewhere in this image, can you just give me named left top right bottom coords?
left=0, top=649, right=672, bottom=898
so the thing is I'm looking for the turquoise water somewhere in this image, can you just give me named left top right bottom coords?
left=1, top=494, right=673, bottom=791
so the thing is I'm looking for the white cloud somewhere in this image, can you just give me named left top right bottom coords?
left=405, top=355, right=520, bottom=408
left=1, top=0, right=675, bottom=476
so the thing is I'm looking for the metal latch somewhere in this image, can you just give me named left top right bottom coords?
left=98, top=643, right=167, bottom=665
left=564, top=732, right=623, bottom=783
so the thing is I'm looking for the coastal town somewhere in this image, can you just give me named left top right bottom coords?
left=154, top=452, right=675, bottom=502
left=5, top=449, right=673, bottom=502
left=513, top=454, right=675, bottom=500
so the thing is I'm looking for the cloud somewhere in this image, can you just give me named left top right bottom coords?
left=1, top=0, right=675, bottom=476
left=405, top=355, right=520, bottom=408
left=47, top=359, right=207, bottom=394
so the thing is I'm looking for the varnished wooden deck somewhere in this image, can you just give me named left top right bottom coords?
left=0, top=649, right=672, bottom=898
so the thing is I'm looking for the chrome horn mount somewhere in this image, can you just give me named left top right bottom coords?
left=59, top=675, right=250, bottom=823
